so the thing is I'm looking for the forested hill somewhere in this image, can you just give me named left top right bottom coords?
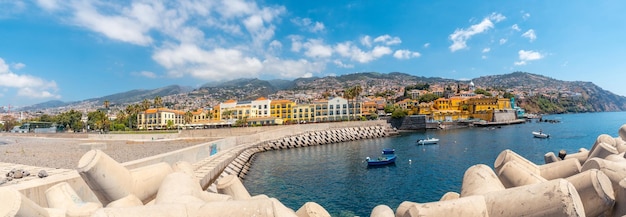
left=473, top=72, right=626, bottom=113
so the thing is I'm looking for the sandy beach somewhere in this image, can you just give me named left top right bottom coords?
left=0, top=134, right=217, bottom=169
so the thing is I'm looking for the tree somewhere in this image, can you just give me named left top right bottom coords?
left=87, top=110, right=109, bottom=131
left=352, top=85, right=362, bottom=121
left=474, top=88, right=492, bottom=97
left=103, top=100, right=110, bottom=111
left=184, top=111, right=193, bottom=124
left=166, top=120, right=174, bottom=130
left=391, top=109, right=407, bottom=119
left=418, top=93, right=440, bottom=103
left=56, top=110, right=84, bottom=131
left=503, top=92, right=515, bottom=99
left=1, top=115, right=17, bottom=132
left=343, top=87, right=355, bottom=120
left=153, top=96, right=163, bottom=108
left=142, top=99, right=151, bottom=110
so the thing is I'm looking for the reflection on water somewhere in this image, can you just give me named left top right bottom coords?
left=243, top=112, right=626, bottom=216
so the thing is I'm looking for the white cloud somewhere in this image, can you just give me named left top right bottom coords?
left=153, top=44, right=263, bottom=80
left=12, top=63, right=25, bottom=70
left=360, top=35, right=372, bottom=47
left=69, top=1, right=155, bottom=46
left=137, top=71, right=157, bottom=78
left=335, top=42, right=391, bottom=63
left=511, top=24, right=521, bottom=31
left=499, top=38, right=507, bottom=45
left=393, top=50, right=421, bottom=59
left=36, top=0, right=60, bottom=11
left=424, top=43, right=430, bottom=48
left=261, top=57, right=325, bottom=79
left=373, top=35, right=401, bottom=45
left=482, top=55, right=487, bottom=59
left=482, top=48, right=491, bottom=53
left=523, top=12, right=531, bottom=20
left=514, top=50, right=544, bottom=65
left=522, top=29, right=537, bottom=42
left=303, top=39, right=333, bottom=58
left=489, top=13, right=506, bottom=23
left=0, top=58, right=60, bottom=99
left=291, top=17, right=325, bottom=33
left=289, top=35, right=303, bottom=52
left=333, top=60, right=354, bottom=68
left=449, top=13, right=505, bottom=52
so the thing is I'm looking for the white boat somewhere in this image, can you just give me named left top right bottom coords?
left=417, top=137, right=439, bottom=145
left=532, top=131, right=550, bottom=138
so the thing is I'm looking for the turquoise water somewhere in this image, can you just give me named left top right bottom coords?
left=243, top=112, right=626, bottom=216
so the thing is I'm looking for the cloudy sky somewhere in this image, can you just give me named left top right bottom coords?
left=1, top=0, right=625, bottom=106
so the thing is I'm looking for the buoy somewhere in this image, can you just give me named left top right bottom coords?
left=409, top=159, right=412, bottom=164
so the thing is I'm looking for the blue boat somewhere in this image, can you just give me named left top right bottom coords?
left=366, top=148, right=397, bottom=166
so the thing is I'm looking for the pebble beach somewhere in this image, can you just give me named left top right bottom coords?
left=0, top=134, right=217, bottom=169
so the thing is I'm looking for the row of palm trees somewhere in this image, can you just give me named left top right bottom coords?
left=344, top=85, right=363, bottom=120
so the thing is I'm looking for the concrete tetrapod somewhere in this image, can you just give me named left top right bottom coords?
left=44, top=182, right=102, bottom=217
left=544, top=152, right=560, bottom=164
left=155, top=172, right=231, bottom=205
left=395, top=195, right=489, bottom=217
left=581, top=157, right=626, bottom=189
left=564, top=148, right=591, bottom=166
left=497, top=160, right=547, bottom=188
left=295, top=202, right=331, bottom=217
left=494, top=149, right=581, bottom=181
left=460, top=164, right=505, bottom=197
left=216, top=174, right=252, bottom=200
left=92, top=197, right=298, bottom=217
left=612, top=178, right=626, bottom=217
left=0, top=187, right=65, bottom=217
left=77, top=149, right=173, bottom=205
left=564, top=169, right=615, bottom=217
left=482, top=178, right=584, bottom=217
left=370, top=205, right=394, bottom=217
left=439, top=192, right=460, bottom=201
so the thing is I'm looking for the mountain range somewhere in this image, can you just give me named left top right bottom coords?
left=19, top=72, right=626, bottom=114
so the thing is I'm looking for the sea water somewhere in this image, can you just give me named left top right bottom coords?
left=243, top=112, right=626, bottom=216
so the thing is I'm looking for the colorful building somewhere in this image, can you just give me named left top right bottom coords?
left=137, top=108, right=185, bottom=130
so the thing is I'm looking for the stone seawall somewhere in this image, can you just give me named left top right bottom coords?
left=210, top=125, right=392, bottom=185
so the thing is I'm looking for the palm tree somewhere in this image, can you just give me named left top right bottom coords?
left=153, top=96, right=163, bottom=108
left=141, top=99, right=151, bottom=110
left=353, top=85, right=362, bottom=120
left=344, top=87, right=355, bottom=120
left=103, top=100, right=110, bottom=111
left=184, top=111, right=193, bottom=124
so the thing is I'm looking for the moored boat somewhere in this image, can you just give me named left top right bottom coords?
left=532, top=131, right=550, bottom=138
left=417, top=137, right=439, bottom=145
left=366, top=148, right=396, bottom=166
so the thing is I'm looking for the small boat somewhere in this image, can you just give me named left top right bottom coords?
left=532, top=131, right=550, bottom=138
left=417, top=137, right=439, bottom=145
left=366, top=148, right=397, bottom=166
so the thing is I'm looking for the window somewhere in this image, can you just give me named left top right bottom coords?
left=330, top=105, right=334, bottom=109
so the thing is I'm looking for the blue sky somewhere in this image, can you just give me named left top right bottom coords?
left=1, top=0, right=626, bottom=107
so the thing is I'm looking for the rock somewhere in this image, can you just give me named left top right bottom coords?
left=0, top=178, right=6, bottom=185
left=23, top=170, right=30, bottom=177
left=13, top=170, right=23, bottom=179
left=6, top=176, right=13, bottom=181
left=38, top=170, right=48, bottom=178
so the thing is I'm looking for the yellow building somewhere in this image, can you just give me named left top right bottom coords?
left=293, top=104, right=315, bottom=123
left=362, top=101, right=378, bottom=116
left=137, top=108, right=185, bottom=130
left=312, top=99, right=328, bottom=122
left=271, top=99, right=295, bottom=123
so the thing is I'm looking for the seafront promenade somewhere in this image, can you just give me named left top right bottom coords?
left=0, top=120, right=395, bottom=216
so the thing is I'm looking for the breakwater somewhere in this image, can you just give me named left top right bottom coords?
left=211, top=125, right=393, bottom=184
left=0, top=121, right=398, bottom=216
